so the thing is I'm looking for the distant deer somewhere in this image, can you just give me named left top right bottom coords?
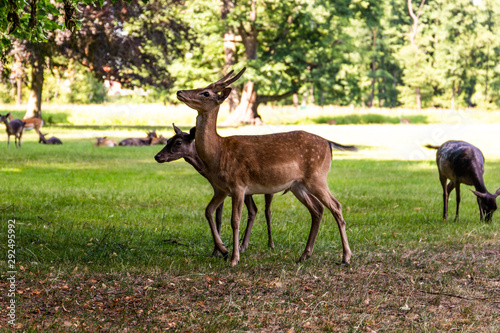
left=150, top=134, right=167, bottom=146
left=119, top=131, right=155, bottom=146
left=94, top=137, right=118, bottom=147
left=8, top=113, right=44, bottom=136
left=39, top=132, right=63, bottom=145
left=23, top=117, right=43, bottom=135
left=426, top=141, right=500, bottom=222
left=0, top=113, right=25, bottom=148
left=155, top=124, right=275, bottom=253
left=177, top=68, right=356, bottom=266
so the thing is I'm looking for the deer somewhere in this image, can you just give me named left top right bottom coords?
left=94, top=137, right=118, bottom=147
left=0, top=113, right=25, bottom=148
left=155, top=124, right=275, bottom=253
left=426, top=141, right=500, bottom=222
left=119, top=131, right=155, bottom=146
left=177, top=67, right=356, bottom=266
left=38, top=132, right=63, bottom=145
left=151, top=134, right=167, bottom=146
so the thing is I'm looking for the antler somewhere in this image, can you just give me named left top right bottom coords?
left=209, top=67, right=246, bottom=91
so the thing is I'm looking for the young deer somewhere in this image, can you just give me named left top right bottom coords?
left=94, top=137, right=118, bottom=147
left=177, top=68, right=356, bottom=266
left=426, top=141, right=500, bottom=222
left=39, top=132, right=63, bottom=145
left=0, top=113, right=25, bottom=148
left=155, top=124, right=275, bottom=253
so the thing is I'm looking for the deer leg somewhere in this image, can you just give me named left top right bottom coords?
left=240, top=195, right=257, bottom=253
left=305, top=180, right=351, bottom=264
left=290, top=182, right=324, bottom=262
left=440, top=175, right=450, bottom=221
left=264, top=194, right=274, bottom=249
left=7, top=135, right=10, bottom=148
left=211, top=201, right=225, bottom=257
left=455, top=183, right=461, bottom=221
left=229, top=190, right=245, bottom=267
left=205, top=189, right=229, bottom=258
left=18, top=133, right=22, bottom=148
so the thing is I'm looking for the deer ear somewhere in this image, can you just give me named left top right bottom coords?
left=217, top=88, right=232, bottom=105
left=471, top=189, right=487, bottom=199
left=494, top=188, right=500, bottom=198
left=172, top=123, right=182, bottom=135
left=188, top=127, right=196, bottom=141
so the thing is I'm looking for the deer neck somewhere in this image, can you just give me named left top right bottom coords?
left=473, top=177, right=488, bottom=194
left=183, top=143, right=209, bottom=179
left=195, top=108, right=222, bottom=170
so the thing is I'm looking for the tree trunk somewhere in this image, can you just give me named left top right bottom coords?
left=226, top=0, right=263, bottom=125
left=16, top=78, right=22, bottom=105
left=416, top=87, right=421, bottom=110
left=25, top=44, right=44, bottom=119
left=224, top=32, right=240, bottom=112
left=226, top=81, right=261, bottom=125
left=292, top=93, right=299, bottom=107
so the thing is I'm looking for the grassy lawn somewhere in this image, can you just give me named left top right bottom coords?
left=0, top=127, right=499, bottom=331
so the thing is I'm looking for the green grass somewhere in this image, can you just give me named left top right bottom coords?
left=311, top=113, right=428, bottom=125
left=0, top=128, right=499, bottom=331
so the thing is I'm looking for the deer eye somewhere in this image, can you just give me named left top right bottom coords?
left=201, top=92, right=210, bottom=97
left=175, top=140, right=182, bottom=146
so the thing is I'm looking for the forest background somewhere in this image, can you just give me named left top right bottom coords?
left=1, top=0, right=499, bottom=125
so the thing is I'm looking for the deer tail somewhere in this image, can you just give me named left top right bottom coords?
left=328, top=140, right=357, bottom=152
left=424, top=144, right=440, bottom=150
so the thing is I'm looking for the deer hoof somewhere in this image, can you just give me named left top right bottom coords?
left=269, top=241, right=275, bottom=249
left=239, top=243, right=248, bottom=253
left=297, top=253, right=311, bottom=263
left=211, top=248, right=222, bottom=257
left=222, top=251, right=229, bottom=261
left=230, top=259, right=239, bottom=267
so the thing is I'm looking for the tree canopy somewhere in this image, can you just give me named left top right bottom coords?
left=1, top=0, right=500, bottom=122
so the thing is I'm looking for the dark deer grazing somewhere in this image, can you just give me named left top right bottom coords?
left=39, top=132, right=63, bottom=145
left=155, top=124, right=275, bottom=253
left=119, top=131, right=155, bottom=146
left=94, top=137, right=118, bottom=147
left=177, top=68, right=357, bottom=266
left=0, top=113, right=25, bottom=148
left=426, top=140, right=500, bottom=222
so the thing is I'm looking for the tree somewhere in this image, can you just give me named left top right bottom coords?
left=1, top=0, right=194, bottom=119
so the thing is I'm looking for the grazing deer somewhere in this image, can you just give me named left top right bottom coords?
left=39, top=132, right=62, bottom=145
left=155, top=124, right=275, bottom=253
left=0, top=113, right=25, bottom=148
left=94, top=137, right=118, bottom=147
left=426, top=141, right=500, bottom=222
left=177, top=68, right=356, bottom=266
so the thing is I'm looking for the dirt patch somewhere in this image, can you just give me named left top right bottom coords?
left=2, top=244, right=499, bottom=332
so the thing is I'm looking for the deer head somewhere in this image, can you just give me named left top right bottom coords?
left=176, top=68, right=246, bottom=113
left=154, top=124, right=196, bottom=163
left=472, top=188, right=500, bottom=222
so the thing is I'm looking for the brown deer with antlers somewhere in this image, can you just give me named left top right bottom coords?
left=177, top=68, right=355, bottom=266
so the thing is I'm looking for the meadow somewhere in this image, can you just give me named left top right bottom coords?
left=0, top=120, right=499, bottom=331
